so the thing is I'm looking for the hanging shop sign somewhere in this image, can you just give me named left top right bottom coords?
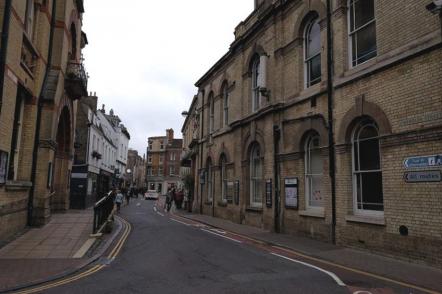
left=265, top=179, right=272, bottom=208
left=403, top=154, right=442, bottom=169
left=0, top=151, right=8, bottom=185
left=404, top=170, right=441, bottom=183
left=284, top=178, right=298, bottom=209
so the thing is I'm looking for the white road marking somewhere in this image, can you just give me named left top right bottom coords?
left=201, top=228, right=242, bottom=243
left=353, top=291, right=373, bottom=294
left=271, top=253, right=346, bottom=287
left=157, top=212, right=164, bottom=217
left=170, top=218, right=191, bottom=226
left=136, top=203, right=141, bottom=207
left=153, top=206, right=157, bottom=212
left=210, top=229, right=226, bottom=235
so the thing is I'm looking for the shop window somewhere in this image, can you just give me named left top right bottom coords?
left=8, top=88, right=26, bottom=181
left=349, top=0, right=377, bottom=66
left=352, top=119, right=383, bottom=214
left=207, top=159, right=213, bottom=203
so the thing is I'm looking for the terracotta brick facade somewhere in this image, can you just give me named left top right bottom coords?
left=184, top=0, right=442, bottom=267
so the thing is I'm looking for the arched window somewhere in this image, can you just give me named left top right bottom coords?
left=250, top=144, right=263, bottom=208
left=207, top=158, right=213, bottom=203
left=251, top=56, right=260, bottom=112
left=208, top=92, right=214, bottom=134
left=222, top=83, right=229, bottom=127
left=70, top=24, right=77, bottom=60
left=349, top=0, right=377, bottom=67
left=305, top=134, right=323, bottom=209
left=220, top=155, right=227, bottom=202
left=352, top=119, right=383, bottom=214
left=304, top=17, right=321, bottom=87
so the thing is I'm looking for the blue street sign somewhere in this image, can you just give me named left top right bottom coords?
left=403, top=154, right=442, bottom=169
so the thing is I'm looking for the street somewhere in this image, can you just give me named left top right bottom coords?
left=13, top=198, right=432, bottom=294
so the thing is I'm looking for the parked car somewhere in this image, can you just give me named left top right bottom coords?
left=144, top=190, right=159, bottom=200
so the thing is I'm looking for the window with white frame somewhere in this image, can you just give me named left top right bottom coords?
left=349, top=0, right=377, bottom=67
left=25, top=0, right=35, bottom=39
left=207, top=159, right=213, bottom=203
left=8, top=92, right=25, bottom=180
left=250, top=144, right=263, bottom=208
left=209, top=93, right=214, bottom=134
left=147, top=167, right=152, bottom=176
left=352, top=119, right=383, bottom=214
left=251, top=56, right=261, bottom=112
left=305, top=134, right=324, bottom=209
left=220, top=155, right=227, bottom=202
left=160, top=154, right=164, bottom=164
left=160, top=141, right=164, bottom=150
left=148, top=154, right=152, bottom=163
left=159, top=166, right=163, bottom=176
left=222, top=83, right=229, bottom=127
left=170, top=152, right=176, bottom=161
left=304, top=17, right=321, bottom=87
left=148, top=141, right=152, bottom=150
left=169, top=166, right=175, bottom=176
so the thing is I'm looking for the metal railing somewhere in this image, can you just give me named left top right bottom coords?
left=66, top=61, right=88, bottom=90
left=93, top=191, right=115, bottom=234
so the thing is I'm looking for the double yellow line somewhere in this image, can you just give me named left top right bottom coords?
left=13, top=216, right=132, bottom=294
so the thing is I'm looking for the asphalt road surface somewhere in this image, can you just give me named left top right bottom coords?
left=38, top=199, right=432, bottom=294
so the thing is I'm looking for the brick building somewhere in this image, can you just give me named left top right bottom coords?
left=146, top=129, right=183, bottom=194
left=127, top=149, right=146, bottom=189
left=0, top=0, right=88, bottom=240
left=183, top=0, right=442, bottom=267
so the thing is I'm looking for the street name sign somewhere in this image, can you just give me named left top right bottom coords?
left=403, top=154, right=442, bottom=169
left=404, top=171, right=441, bottom=183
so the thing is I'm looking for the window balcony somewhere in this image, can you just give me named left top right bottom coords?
left=65, top=61, right=88, bottom=100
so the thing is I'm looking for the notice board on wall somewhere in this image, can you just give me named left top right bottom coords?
left=284, top=178, right=298, bottom=209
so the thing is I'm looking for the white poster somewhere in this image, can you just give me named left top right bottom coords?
left=285, top=178, right=298, bottom=208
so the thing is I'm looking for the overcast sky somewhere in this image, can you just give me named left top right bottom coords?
left=83, top=1, right=253, bottom=156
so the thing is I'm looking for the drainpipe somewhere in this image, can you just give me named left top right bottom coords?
left=326, top=0, right=337, bottom=244
left=28, top=0, right=57, bottom=226
left=273, top=125, right=281, bottom=233
left=199, top=90, right=204, bottom=214
left=0, top=0, right=13, bottom=116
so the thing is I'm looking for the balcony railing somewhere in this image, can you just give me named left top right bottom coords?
left=65, top=61, right=88, bottom=100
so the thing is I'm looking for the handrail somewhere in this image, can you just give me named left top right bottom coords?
left=93, top=191, right=115, bottom=234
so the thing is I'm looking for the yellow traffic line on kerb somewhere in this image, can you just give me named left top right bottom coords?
left=12, top=216, right=132, bottom=294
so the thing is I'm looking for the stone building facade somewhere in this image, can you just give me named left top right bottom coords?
left=146, top=129, right=183, bottom=194
left=0, top=0, right=88, bottom=241
left=184, top=0, right=442, bottom=267
left=71, top=96, right=120, bottom=209
left=127, top=149, right=146, bottom=189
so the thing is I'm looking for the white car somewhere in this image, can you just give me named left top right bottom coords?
left=144, top=190, right=159, bottom=200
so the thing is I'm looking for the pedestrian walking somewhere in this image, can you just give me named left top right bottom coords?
left=115, top=190, right=124, bottom=213
left=125, top=189, right=130, bottom=206
left=166, top=188, right=174, bottom=212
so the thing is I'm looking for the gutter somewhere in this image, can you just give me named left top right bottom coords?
left=28, top=0, right=57, bottom=226
left=0, top=0, right=13, bottom=115
left=326, top=0, right=337, bottom=244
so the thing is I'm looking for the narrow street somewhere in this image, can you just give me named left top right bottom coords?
left=17, top=198, right=434, bottom=294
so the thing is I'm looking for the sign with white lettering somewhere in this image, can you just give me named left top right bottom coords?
left=404, top=171, right=441, bottom=183
left=403, top=154, right=442, bottom=169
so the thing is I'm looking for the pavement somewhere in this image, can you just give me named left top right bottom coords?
left=175, top=209, right=442, bottom=293
left=0, top=209, right=122, bottom=293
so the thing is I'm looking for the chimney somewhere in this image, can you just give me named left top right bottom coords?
left=166, top=128, right=174, bottom=142
left=101, top=104, right=105, bottom=114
